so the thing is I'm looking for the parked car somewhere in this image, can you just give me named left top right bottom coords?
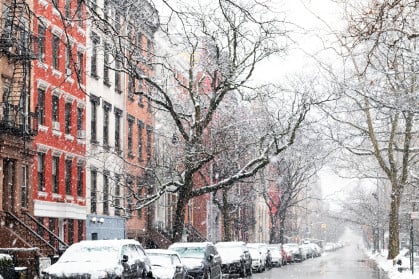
left=247, top=244, right=265, bottom=272
left=42, top=239, right=153, bottom=279
left=283, top=243, right=302, bottom=262
left=267, top=244, right=284, bottom=267
left=168, top=242, right=222, bottom=279
left=258, top=243, right=272, bottom=269
left=215, top=241, right=252, bottom=277
left=282, top=244, right=295, bottom=264
left=146, top=249, right=188, bottom=279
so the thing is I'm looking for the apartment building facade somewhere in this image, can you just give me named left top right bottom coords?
left=84, top=0, right=159, bottom=242
left=32, top=0, right=87, bottom=247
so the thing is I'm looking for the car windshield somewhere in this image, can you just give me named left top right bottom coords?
left=147, top=254, right=174, bottom=266
left=171, top=246, right=205, bottom=258
left=58, top=245, right=119, bottom=263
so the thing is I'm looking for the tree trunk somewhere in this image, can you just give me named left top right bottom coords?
left=269, top=224, right=277, bottom=244
left=387, top=187, right=401, bottom=259
left=223, top=212, right=232, bottom=241
left=172, top=184, right=191, bottom=242
left=279, top=216, right=286, bottom=244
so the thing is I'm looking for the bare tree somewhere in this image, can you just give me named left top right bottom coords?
left=261, top=133, right=325, bottom=244
left=317, top=0, right=419, bottom=259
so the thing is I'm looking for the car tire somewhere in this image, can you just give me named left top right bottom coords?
left=247, top=266, right=252, bottom=277
left=239, top=264, right=246, bottom=278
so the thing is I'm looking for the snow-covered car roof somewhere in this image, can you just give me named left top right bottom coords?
left=215, top=241, right=246, bottom=247
left=146, top=249, right=180, bottom=255
left=169, top=242, right=213, bottom=248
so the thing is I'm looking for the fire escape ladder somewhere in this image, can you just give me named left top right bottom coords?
left=5, top=211, right=59, bottom=257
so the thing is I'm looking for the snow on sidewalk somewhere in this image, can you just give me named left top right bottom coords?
left=367, top=250, right=416, bottom=279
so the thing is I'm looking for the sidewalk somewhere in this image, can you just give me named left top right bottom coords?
left=367, top=250, right=416, bottom=279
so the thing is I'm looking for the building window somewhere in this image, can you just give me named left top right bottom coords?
left=115, top=12, right=121, bottom=33
left=127, top=116, right=134, bottom=157
left=147, top=88, right=152, bottom=112
left=36, top=217, right=44, bottom=236
left=52, top=34, right=60, bottom=70
left=77, top=164, right=83, bottom=197
left=128, top=75, right=134, bottom=100
left=49, top=218, right=56, bottom=236
left=115, top=56, right=122, bottom=93
left=65, top=102, right=72, bottom=134
left=103, top=102, right=111, bottom=147
left=77, top=220, right=84, bottom=241
left=77, top=51, right=83, bottom=79
left=91, top=169, right=97, bottom=213
left=136, top=32, right=142, bottom=48
left=65, top=44, right=71, bottom=74
left=52, top=156, right=59, bottom=193
left=103, top=43, right=110, bottom=86
left=65, top=159, right=72, bottom=195
left=90, top=96, right=99, bottom=143
left=103, top=171, right=109, bottom=215
left=146, top=126, right=153, bottom=161
left=77, top=107, right=83, bottom=132
left=137, top=177, right=143, bottom=218
left=37, top=88, right=45, bottom=125
left=76, top=0, right=83, bottom=27
left=127, top=176, right=134, bottom=215
left=37, top=153, right=45, bottom=191
left=114, top=108, right=121, bottom=152
left=90, top=33, right=99, bottom=78
left=65, top=0, right=71, bottom=18
left=77, top=220, right=84, bottom=242
left=104, top=0, right=110, bottom=20
left=114, top=174, right=120, bottom=216
left=38, top=24, right=46, bottom=62
left=137, top=120, right=144, bottom=161
left=147, top=39, right=153, bottom=62
left=138, top=80, right=144, bottom=107
left=68, top=219, right=74, bottom=245
left=52, top=95, right=59, bottom=123
left=21, top=165, right=28, bottom=208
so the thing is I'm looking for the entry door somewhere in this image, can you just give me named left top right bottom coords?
left=2, top=159, right=15, bottom=211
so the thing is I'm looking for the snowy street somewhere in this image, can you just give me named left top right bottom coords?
left=252, top=244, right=387, bottom=279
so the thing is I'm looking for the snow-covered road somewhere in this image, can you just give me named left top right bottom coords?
left=252, top=229, right=388, bottom=279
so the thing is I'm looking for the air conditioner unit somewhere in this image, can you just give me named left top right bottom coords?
left=52, top=121, right=60, bottom=130
left=77, top=130, right=86, bottom=139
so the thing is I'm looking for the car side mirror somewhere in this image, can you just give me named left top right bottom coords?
left=122, top=255, right=129, bottom=263
left=175, top=265, right=183, bottom=273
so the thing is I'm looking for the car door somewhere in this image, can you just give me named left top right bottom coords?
left=207, top=245, right=222, bottom=279
left=134, top=244, right=149, bottom=277
left=172, top=254, right=186, bottom=279
left=121, top=244, right=136, bottom=278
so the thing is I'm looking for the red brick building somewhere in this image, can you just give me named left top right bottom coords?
left=32, top=0, right=87, bottom=247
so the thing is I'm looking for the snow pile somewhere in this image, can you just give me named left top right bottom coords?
left=368, top=250, right=416, bottom=279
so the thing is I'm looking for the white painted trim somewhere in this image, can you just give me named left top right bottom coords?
left=35, top=200, right=87, bottom=220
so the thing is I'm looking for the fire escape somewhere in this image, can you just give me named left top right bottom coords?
left=0, top=0, right=67, bottom=264
left=0, top=0, right=37, bottom=136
